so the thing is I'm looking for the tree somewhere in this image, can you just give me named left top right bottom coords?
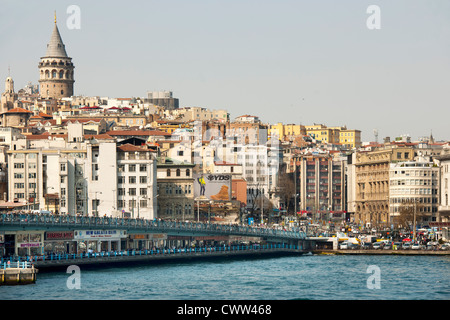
left=277, top=171, right=296, bottom=214
left=397, top=199, right=426, bottom=232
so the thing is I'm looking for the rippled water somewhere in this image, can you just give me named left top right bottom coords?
left=1, top=254, right=449, bottom=300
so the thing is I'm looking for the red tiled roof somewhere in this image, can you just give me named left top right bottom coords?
left=3, top=107, right=33, bottom=114
left=117, top=143, right=153, bottom=152
left=106, top=130, right=171, bottom=136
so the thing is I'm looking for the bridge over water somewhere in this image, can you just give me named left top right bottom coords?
left=0, top=214, right=308, bottom=243
left=0, top=214, right=321, bottom=270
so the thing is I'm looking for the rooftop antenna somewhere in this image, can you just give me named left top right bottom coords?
left=373, top=129, right=379, bottom=143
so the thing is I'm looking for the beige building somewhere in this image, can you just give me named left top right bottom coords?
left=354, top=146, right=414, bottom=227
left=156, top=157, right=195, bottom=220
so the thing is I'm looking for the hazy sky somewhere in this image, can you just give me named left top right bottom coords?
left=1, top=0, right=449, bottom=142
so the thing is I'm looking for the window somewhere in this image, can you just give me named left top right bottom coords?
left=176, top=169, right=181, bottom=177
left=186, top=169, right=190, bottom=177
left=140, top=188, right=147, bottom=196
left=118, top=188, right=125, bottom=196
left=128, top=176, right=136, bottom=184
left=139, top=176, right=147, bottom=184
left=140, top=199, right=147, bottom=208
left=166, top=169, right=171, bottom=177
left=140, top=164, right=147, bottom=172
left=14, top=163, right=24, bottom=169
left=128, top=188, right=136, bottom=196
left=128, top=164, right=136, bottom=172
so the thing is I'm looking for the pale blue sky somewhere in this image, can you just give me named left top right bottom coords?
left=1, top=0, right=449, bottom=142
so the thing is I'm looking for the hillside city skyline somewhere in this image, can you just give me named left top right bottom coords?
left=1, top=1, right=449, bottom=142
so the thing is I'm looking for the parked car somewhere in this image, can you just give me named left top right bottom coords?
left=383, top=243, right=392, bottom=250
left=426, top=242, right=439, bottom=250
left=339, top=242, right=349, bottom=250
left=361, top=243, right=371, bottom=249
left=372, top=242, right=382, bottom=250
left=393, top=242, right=402, bottom=250
left=440, top=243, right=450, bottom=251
left=411, top=243, right=422, bottom=250
left=402, top=242, right=412, bottom=250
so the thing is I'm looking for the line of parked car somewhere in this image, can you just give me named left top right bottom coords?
left=339, top=240, right=450, bottom=250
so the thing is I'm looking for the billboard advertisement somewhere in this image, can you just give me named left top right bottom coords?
left=194, top=173, right=231, bottom=201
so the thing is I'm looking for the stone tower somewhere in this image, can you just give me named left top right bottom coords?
left=1, top=76, right=18, bottom=113
left=38, top=15, right=74, bottom=99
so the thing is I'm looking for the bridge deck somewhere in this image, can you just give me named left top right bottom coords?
left=0, top=214, right=307, bottom=241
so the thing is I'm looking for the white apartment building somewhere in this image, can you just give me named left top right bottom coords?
left=7, top=124, right=157, bottom=219
left=389, top=156, right=440, bottom=225
left=436, top=154, right=450, bottom=239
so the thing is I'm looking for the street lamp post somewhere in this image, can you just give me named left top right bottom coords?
left=94, top=191, right=102, bottom=217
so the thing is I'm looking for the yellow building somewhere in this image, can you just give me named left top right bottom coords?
left=305, top=124, right=340, bottom=144
left=338, top=129, right=361, bottom=149
left=269, top=123, right=305, bottom=140
left=304, top=125, right=361, bottom=149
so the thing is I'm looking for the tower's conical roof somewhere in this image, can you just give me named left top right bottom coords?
left=44, top=22, right=68, bottom=58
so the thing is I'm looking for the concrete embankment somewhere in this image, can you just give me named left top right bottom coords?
left=313, top=249, right=450, bottom=256
left=0, top=266, right=38, bottom=285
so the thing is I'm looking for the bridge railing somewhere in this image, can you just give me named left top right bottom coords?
left=1, top=261, right=32, bottom=269
left=0, top=214, right=307, bottom=240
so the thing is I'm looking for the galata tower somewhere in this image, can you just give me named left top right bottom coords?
left=38, top=15, right=75, bottom=99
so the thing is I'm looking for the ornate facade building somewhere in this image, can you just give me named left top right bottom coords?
left=354, top=146, right=415, bottom=227
left=38, top=18, right=74, bottom=99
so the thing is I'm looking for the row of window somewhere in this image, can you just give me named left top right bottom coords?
left=118, top=164, right=149, bottom=172
left=391, top=170, right=436, bottom=177
left=390, top=179, right=438, bottom=186
left=117, top=199, right=148, bottom=209
left=160, top=204, right=193, bottom=216
left=390, top=188, right=438, bottom=195
left=160, top=184, right=192, bottom=195
left=118, top=188, right=148, bottom=196
left=118, top=176, right=148, bottom=184
left=165, top=168, right=190, bottom=177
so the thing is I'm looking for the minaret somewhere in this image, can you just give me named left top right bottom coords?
left=38, top=13, right=75, bottom=99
